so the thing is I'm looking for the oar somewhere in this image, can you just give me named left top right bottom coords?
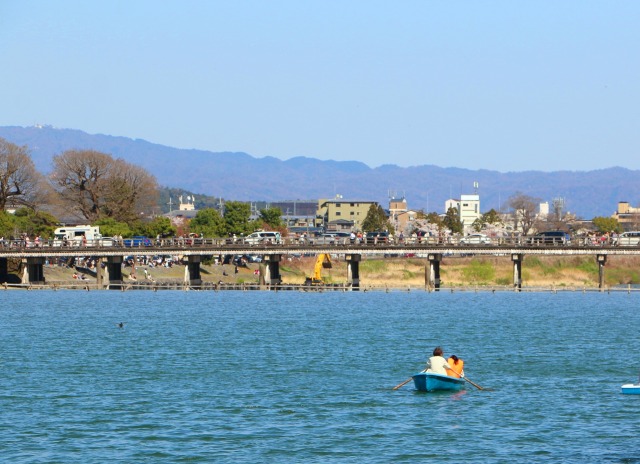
left=393, top=369, right=426, bottom=390
left=461, top=376, right=484, bottom=390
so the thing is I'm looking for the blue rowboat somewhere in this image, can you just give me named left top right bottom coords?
left=412, top=372, right=465, bottom=392
left=621, top=383, right=640, bottom=395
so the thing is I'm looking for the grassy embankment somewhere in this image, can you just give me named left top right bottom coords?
left=38, top=255, right=640, bottom=289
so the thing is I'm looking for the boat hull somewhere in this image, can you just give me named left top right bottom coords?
left=621, top=384, right=640, bottom=395
left=412, top=372, right=465, bottom=392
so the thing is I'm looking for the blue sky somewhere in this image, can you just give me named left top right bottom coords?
left=1, top=1, right=639, bottom=172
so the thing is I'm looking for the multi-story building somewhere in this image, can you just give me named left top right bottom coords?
left=459, top=193, right=480, bottom=228
left=445, top=194, right=481, bottom=231
left=388, top=196, right=407, bottom=231
left=612, top=201, right=640, bottom=228
left=316, top=198, right=379, bottom=232
left=388, top=196, right=421, bottom=233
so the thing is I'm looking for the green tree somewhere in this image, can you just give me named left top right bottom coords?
left=415, top=210, right=428, bottom=220
left=0, top=211, right=14, bottom=237
left=592, top=216, right=623, bottom=234
left=361, top=204, right=392, bottom=233
left=425, top=212, right=443, bottom=228
left=443, top=207, right=463, bottom=234
left=93, top=217, right=132, bottom=237
left=472, top=208, right=503, bottom=232
left=483, top=208, right=503, bottom=225
left=136, top=216, right=177, bottom=238
left=258, top=207, right=284, bottom=229
left=189, top=208, right=226, bottom=237
left=8, top=208, right=57, bottom=238
left=224, top=201, right=254, bottom=235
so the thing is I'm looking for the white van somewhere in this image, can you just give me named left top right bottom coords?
left=52, top=225, right=104, bottom=247
left=614, top=231, right=640, bottom=246
left=244, top=231, right=282, bottom=245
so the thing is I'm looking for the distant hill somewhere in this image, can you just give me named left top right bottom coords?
left=1, top=125, right=636, bottom=219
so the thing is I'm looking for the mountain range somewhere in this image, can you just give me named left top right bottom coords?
left=0, top=125, right=636, bottom=219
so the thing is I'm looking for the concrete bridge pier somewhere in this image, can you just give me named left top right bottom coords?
left=512, top=254, right=523, bottom=290
left=22, top=257, right=45, bottom=284
left=262, top=254, right=282, bottom=287
left=597, top=254, right=606, bottom=290
left=346, top=254, right=361, bottom=290
left=0, top=258, right=8, bottom=283
left=96, top=257, right=103, bottom=287
left=427, top=253, right=442, bottom=291
left=104, top=256, right=123, bottom=289
left=187, top=255, right=202, bottom=286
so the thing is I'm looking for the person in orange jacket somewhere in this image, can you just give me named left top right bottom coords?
left=447, top=354, right=465, bottom=378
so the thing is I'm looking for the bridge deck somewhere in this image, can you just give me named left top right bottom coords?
left=2, top=243, right=639, bottom=259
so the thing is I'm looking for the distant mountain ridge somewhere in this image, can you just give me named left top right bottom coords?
left=1, top=125, right=636, bottom=219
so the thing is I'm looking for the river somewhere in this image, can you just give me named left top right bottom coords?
left=1, top=290, right=638, bottom=463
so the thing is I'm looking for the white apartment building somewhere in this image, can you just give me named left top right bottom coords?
left=445, top=194, right=481, bottom=231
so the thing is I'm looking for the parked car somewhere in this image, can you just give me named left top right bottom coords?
left=185, top=233, right=204, bottom=245
left=365, top=231, right=389, bottom=244
left=243, top=231, right=282, bottom=245
left=233, top=254, right=263, bottom=267
left=613, top=231, right=640, bottom=246
left=98, top=237, right=115, bottom=247
left=459, top=233, right=492, bottom=245
left=314, top=233, right=340, bottom=245
left=123, top=236, right=153, bottom=247
left=526, top=231, right=571, bottom=245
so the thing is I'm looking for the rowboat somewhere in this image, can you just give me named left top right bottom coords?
left=412, top=372, right=465, bottom=392
left=621, top=383, right=640, bottom=395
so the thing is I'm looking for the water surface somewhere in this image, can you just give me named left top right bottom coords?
left=1, top=290, right=638, bottom=463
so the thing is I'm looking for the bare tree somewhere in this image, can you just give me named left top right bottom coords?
left=0, top=137, right=48, bottom=210
left=50, top=149, right=159, bottom=223
left=102, top=160, right=159, bottom=223
left=507, top=192, right=541, bottom=236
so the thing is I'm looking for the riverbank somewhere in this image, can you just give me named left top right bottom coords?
left=21, top=254, right=640, bottom=290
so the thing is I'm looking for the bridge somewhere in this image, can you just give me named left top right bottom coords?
left=2, top=237, right=638, bottom=290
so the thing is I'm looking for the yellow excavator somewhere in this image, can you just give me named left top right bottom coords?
left=305, top=253, right=332, bottom=285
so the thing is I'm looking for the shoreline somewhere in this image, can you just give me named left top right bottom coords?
left=4, top=280, right=640, bottom=293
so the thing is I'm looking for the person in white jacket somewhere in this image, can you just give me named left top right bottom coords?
left=426, top=346, right=451, bottom=375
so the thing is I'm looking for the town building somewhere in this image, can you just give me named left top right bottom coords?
left=316, top=197, right=379, bottom=232
left=387, top=195, right=421, bottom=234
left=538, top=202, right=549, bottom=218
left=612, top=201, right=640, bottom=228
left=458, top=193, right=480, bottom=228
left=165, top=194, right=199, bottom=232
left=395, top=210, right=420, bottom=233
left=444, top=193, right=481, bottom=231
left=271, top=200, right=318, bottom=228
left=388, top=196, right=407, bottom=231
